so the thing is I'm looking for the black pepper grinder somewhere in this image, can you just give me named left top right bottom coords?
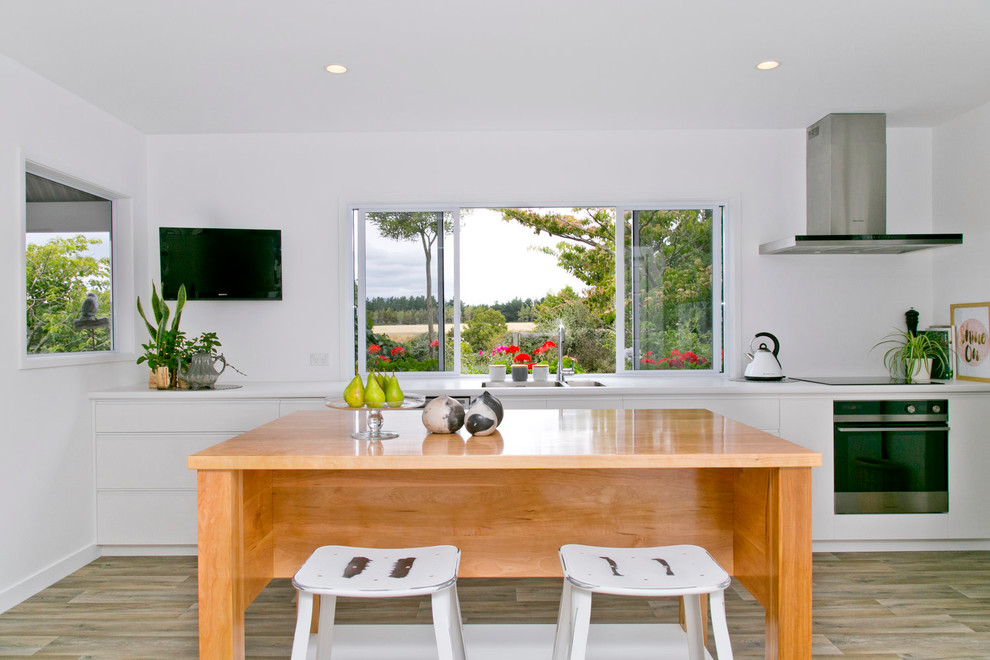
left=905, top=308, right=919, bottom=337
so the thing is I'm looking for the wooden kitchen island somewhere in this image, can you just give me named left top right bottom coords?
left=189, top=407, right=821, bottom=659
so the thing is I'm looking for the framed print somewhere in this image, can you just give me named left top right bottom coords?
left=950, top=302, right=990, bottom=382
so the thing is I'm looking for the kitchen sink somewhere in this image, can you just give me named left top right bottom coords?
left=482, top=380, right=605, bottom=388
left=483, top=381, right=565, bottom=387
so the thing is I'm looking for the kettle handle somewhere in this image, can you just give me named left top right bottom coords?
left=754, top=332, right=779, bottom=358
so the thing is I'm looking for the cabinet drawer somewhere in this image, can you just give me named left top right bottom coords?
left=97, top=491, right=197, bottom=545
left=280, top=398, right=330, bottom=415
left=95, top=400, right=279, bottom=433
left=622, top=397, right=779, bottom=431
left=97, top=433, right=234, bottom=489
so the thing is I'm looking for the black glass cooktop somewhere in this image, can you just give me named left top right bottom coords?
left=790, top=376, right=942, bottom=386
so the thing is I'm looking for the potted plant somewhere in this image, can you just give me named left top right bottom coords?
left=874, top=329, right=949, bottom=383
left=136, top=282, right=186, bottom=389
left=177, top=331, right=246, bottom=389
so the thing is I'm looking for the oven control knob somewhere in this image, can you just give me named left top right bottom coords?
left=932, top=404, right=942, bottom=413
left=906, top=404, right=917, bottom=414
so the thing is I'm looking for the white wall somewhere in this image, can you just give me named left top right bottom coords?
left=148, top=127, right=937, bottom=381
left=0, top=54, right=146, bottom=611
left=933, top=100, right=990, bottom=312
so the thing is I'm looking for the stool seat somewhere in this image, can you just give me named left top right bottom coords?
left=554, top=544, right=733, bottom=660
left=559, top=543, right=731, bottom=595
left=292, top=544, right=460, bottom=597
left=291, top=545, right=466, bottom=660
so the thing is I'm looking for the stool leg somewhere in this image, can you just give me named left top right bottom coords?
left=566, top=587, right=593, bottom=660
left=314, top=594, right=337, bottom=660
left=449, top=587, right=467, bottom=660
left=708, top=589, right=734, bottom=660
left=431, top=586, right=467, bottom=660
left=291, top=591, right=315, bottom=660
left=552, top=580, right=572, bottom=660
left=683, top=594, right=705, bottom=660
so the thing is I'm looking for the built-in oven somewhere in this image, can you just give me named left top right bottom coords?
left=833, top=399, right=948, bottom=514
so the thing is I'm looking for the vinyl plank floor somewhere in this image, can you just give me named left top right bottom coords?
left=0, top=551, right=987, bottom=658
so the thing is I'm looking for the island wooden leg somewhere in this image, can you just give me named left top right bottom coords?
left=766, top=467, right=813, bottom=659
left=197, top=469, right=246, bottom=660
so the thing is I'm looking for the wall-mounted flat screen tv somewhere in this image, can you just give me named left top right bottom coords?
left=160, top=227, right=282, bottom=300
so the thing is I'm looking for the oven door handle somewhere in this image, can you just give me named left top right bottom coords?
left=836, top=426, right=949, bottom=433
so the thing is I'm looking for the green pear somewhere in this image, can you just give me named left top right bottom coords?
left=385, top=374, right=404, bottom=407
left=343, top=374, right=365, bottom=408
left=364, top=372, right=386, bottom=408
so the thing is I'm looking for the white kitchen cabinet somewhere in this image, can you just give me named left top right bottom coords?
left=946, top=394, right=990, bottom=538
left=91, top=386, right=990, bottom=553
left=94, top=400, right=279, bottom=433
left=93, top=398, right=281, bottom=552
left=783, top=395, right=977, bottom=544
left=623, top=397, right=780, bottom=434
left=779, top=397, right=834, bottom=540
left=280, top=398, right=330, bottom=415
left=96, top=433, right=231, bottom=490
left=97, top=491, right=199, bottom=546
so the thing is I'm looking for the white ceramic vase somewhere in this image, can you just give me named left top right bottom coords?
left=906, top=357, right=933, bottom=383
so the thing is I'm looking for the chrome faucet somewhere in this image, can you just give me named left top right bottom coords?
left=556, top=321, right=566, bottom=383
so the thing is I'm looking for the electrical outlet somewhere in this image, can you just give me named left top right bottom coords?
left=309, top=352, right=329, bottom=367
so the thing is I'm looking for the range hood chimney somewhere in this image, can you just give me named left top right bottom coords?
left=760, top=113, right=962, bottom=254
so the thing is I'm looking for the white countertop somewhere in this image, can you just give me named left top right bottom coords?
left=90, top=375, right=990, bottom=400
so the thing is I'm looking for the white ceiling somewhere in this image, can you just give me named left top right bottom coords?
left=2, top=0, right=989, bottom=135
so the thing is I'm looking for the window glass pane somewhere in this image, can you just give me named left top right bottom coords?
left=357, top=204, right=721, bottom=376
left=25, top=174, right=113, bottom=354
left=624, top=209, right=714, bottom=371
left=362, top=211, right=452, bottom=373
left=459, top=208, right=615, bottom=375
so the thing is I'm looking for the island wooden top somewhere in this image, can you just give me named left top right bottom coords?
left=188, top=408, right=821, bottom=471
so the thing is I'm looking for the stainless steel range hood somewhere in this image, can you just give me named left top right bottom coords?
left=760, top=113, right=962, bottom=255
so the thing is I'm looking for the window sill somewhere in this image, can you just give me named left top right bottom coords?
left=20, top=351, right=136, bottom=370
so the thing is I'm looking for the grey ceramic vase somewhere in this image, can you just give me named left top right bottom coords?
left=421, top=395, right=465, bottom=434
left=465, top=391, right=503, bottom=436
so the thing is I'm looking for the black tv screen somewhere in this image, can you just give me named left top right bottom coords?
left=159, top=227, right=282, bottom=300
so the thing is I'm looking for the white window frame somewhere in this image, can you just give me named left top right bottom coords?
left=354, top=205, right=461, bottom=377
left=352, top=202, right=726, bottom=377
left=18, top=152, right=135, bottom=369
left=615, top=203, right=725, bottom=375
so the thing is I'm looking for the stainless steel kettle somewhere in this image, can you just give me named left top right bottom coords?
left=744, top=332, right=784, bottom=381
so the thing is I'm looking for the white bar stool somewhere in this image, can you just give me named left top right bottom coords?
left=290, top=544, right=467, bottom=660
left=553, top=544, right=733, bottom=660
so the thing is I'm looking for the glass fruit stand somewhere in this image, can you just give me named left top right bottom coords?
left=324, top=394, right=426, bottom=440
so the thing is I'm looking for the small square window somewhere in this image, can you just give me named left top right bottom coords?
left=25, top=172, right=114, bottom=355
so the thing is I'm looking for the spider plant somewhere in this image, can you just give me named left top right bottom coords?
left=873, top=329, right=949, bottom=383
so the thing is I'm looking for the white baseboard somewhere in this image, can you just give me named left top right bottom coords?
left=99, top=544, right=197, bottom=556
left=0, top=544, right=101, bottom=615
left=813, top=538, right=990, bottom=552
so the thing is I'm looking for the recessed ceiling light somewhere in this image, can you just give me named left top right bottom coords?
left=325, top=64, right=348, bottom=74
left=756, top=60, right=780, bottom=71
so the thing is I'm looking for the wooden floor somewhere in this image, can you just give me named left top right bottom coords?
left=0, top=551, right=987, bottom=658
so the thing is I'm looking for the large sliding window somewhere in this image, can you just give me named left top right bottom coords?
left=354, top=204, right=723, bottom=375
